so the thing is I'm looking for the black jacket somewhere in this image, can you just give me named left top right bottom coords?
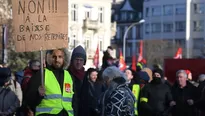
left=79, top=78, right=104, bottom=116
left=0, top=87, right=20, bottom=116
left=140, top=79, right=173, bottom=116
left=195, top=81, right=205, bottom=111
left=26, top=67, right=69, bottom=116
left=171, top=81, right=197, bottom=116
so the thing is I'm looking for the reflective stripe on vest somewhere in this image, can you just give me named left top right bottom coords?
left=140, top=97, right=148, bottom=102
left=132, top=84, right=140, bottom=115
left=36, top=69, right=74, bottom=116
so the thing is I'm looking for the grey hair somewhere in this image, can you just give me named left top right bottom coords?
left=102, top=66, right=127, bottom=82
left=176, top=70, right=187, bottom=78
left=198, top=74, right=205, bottom=82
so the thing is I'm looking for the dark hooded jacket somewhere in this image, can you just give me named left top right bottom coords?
left=0, top=68, right=20, bottom=116
left=25, top=49, right=71, bottom=116
left=79, top=68, right=105, bottom=116
left=68, top=45, right=87, bottom=116
left=0, top=87, right=20, bottom=116
left=171, top=81, right=197, bottom=116
left=139, top=78, right=173, bottom=116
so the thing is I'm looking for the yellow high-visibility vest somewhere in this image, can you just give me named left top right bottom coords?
left=132, top=84, right=140, bottom=115
left=36, top=69, right=74, bottom=116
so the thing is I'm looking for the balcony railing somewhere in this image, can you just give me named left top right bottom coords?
left=83, top=18, right=100, bottom=31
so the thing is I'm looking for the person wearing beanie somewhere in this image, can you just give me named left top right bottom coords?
left=139, top=68, right=174, bottom=116
left=99, top=66, right=135, bottom=116
left=152, top=68, right=172, bottom=88
left=171, top=70, right=197, bottom=116
left=68, top=45, right=87, bottom=116
left=26, top=49, right=74, bottom=116
left=0, top=68, right=20, bottom=116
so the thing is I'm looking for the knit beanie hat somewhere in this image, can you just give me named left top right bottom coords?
left=71, top=45, right=87, bottom=65
left=152, top=68, right=164, bottom=78
left=0, top=68, right=11, bottom=86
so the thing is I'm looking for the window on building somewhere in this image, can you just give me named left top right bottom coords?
left=145, top=24, right=150, bottom=34
left=139, top=12, right=142, bottom=19
left=152, top=23, right=161, bottom=33
left=121, top=12, right=127, bottom=21
left=193, top=38, right=204, bottom=49
left=115, top=14, right=118, bottom=20
left=152, top=6, right=161, bottom=16
left=71, top=4, right=78, bottom=21
left=175, top=4, right=186, bottom=15
left=175, top=39, right=185, bottom=48
left=99, top=7, right=104, bottom=23
left=194, top=3, right=205, bottom=14
left=127, top=28, right=132, bottom=39
left=117, top=26, right=120, bottom=39
left=86, top=40, right=90, bottom=49
left=175, top=21, right=186, bottom=32
left=120, top=26, right=125, bottom=38
left=163, top=22, right=173, bottom=32
left=99, top=41, right=103, bottom=51
left=145, top=7, right=150, bottom=17
left=85, top=11, right=90, bottom=18
left=163, top=5, right=173, bottom=15
left=126, top=46, right=131, bottom=57
left=193, top=20, right=204, bottom=32
left=129, top=13, right=133, bottom=20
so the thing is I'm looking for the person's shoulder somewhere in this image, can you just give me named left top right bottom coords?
left=2, top=88, right=16, bottom=97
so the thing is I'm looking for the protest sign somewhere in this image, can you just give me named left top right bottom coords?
left=12, top=0, right=68, bottom=52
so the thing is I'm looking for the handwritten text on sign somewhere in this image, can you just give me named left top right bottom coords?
left=12, top=0, right=68, bottom=52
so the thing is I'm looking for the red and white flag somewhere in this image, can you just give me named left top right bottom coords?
left=131, top=54, right=136, bottom=71
left=138, top=40, right=143, bottom=62
left=174, top=47, right=182, bottom=59
left=119, top=49, right=126, bottom=71
left=93, top=45, right=99, bottom=68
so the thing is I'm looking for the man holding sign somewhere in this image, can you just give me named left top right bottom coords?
left=26, top=49, right=74, bottom=116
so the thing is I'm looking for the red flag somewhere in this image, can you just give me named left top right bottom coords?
left=174, top=47, right=182, bottom=59
left=93, top=45, right=99, bottom=68
left=131, top=54, right=136, bottom=71
left=138, top=40, right=143, bottom=62
left=119, top=49, right=126, bottom=71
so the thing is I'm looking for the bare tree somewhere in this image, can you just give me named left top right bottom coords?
left=143, top=39, right=171, bottom=67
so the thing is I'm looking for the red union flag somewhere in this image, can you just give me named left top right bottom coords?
left=93, top=45, right=99, bottom=68
left=138, top=40, right=143, bottom=62
left=119, top=49, right=126, bottom=71
left=131, top=54, right=136, bottom=71
left=174, top=47, right=182, bottom=59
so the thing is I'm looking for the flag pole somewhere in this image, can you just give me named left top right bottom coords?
left=2, top=25, right=4, bottom=64
left=40, top=47, right=44, bottom=86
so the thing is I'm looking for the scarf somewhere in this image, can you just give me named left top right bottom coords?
left=68, top=66, right=85, bottom=80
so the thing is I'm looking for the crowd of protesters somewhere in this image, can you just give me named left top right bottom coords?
left=0, top=45, right=205, bottom=116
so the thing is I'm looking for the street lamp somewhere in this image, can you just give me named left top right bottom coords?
left=123, top=19, right=145, bottom=61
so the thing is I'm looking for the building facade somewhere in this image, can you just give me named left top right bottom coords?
left=112, top=0, right=143, bottom=63
left=69, top=0, right=116, bottom=69
left=143, top=0, right=205, bottom=58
